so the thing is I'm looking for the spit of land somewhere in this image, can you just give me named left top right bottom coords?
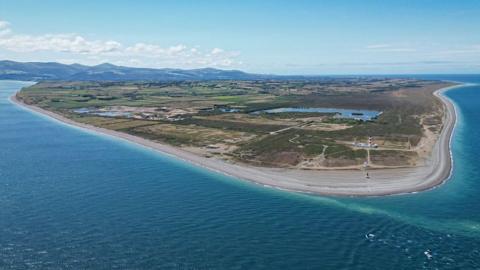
left=14, top=78, right=459, bottom=195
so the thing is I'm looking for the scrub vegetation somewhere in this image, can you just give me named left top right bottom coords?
left=18, top=78, right=451, bottom=169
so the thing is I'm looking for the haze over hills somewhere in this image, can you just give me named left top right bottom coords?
left=0, top=60, right=277, bottom=81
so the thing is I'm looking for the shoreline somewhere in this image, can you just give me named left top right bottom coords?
left=10, top=84, right=462, bottom=196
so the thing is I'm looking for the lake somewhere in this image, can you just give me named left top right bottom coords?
left=252, top=107, right=381, bottom=121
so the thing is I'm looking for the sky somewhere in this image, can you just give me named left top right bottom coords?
left=0, top=0, right=479, bottom=74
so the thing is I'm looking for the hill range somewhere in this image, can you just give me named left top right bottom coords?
left=0, top=60, right=286, bottom=81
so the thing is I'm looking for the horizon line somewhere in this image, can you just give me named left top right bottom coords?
left=1, top=59, right=479, bottom=77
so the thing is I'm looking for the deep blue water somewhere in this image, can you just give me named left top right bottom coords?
left=1, top=76, right=480, bottom=269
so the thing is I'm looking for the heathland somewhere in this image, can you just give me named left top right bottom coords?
left=17, top=78, right=451, bottom=171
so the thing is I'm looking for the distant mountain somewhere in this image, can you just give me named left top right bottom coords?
left=0, top=60, right=89, bottom=80
left=0, top=60, right=272, bottom=81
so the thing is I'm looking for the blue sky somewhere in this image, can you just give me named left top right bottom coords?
left=0, top=0, right=479, bottom=74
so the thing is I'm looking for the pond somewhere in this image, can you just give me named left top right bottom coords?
left=73, top=108, right=132, bottom=117
left=251, top=107, right=381, bottom=121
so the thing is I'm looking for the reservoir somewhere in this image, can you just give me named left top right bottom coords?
left=252, top=107, right=381, bottom=121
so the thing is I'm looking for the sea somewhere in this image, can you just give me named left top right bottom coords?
left=1, top=75, right=479, bottom=269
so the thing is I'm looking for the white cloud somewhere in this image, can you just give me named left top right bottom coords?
left=0, top=19, right=241, bottom=68
left=0, top=20, right=11, bottom=36
left=0, top=21, right=9, bottom=28
left=365, top=44, right=391, bottom=49
left=365, top=43, right=416, bottom=52
left=435, top=45, right=480, bottom=55
left=121, top=43, right=239, bottom=67
left=211, top=48, right=224, bottom=55
left=125, top=43, right=188, bottom=57
left=168, top=44, right=187, bottom=54
left=0, top=34, right=122, bottom=54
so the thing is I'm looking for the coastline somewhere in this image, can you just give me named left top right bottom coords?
left=10, top=84, right=462, bottom=196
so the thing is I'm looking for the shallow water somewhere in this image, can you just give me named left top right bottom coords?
left=1, top=77, right=480, bottom=269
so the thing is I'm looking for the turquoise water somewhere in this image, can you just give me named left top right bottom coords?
left=1, top=77, right=479, bottom=269
left=252, top=107, right=380, bottom=121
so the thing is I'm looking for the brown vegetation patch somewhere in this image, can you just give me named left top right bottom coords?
left=370, top=150, right=418, bottom=166
left=259, top=151, right=302, bottom=167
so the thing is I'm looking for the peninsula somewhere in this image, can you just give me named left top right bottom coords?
left=13, top=75, right=458, bottom=196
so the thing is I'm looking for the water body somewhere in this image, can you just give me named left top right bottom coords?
left=1, top=76, right=479, bottom=269
left=252, top=107, right=381, bottom=121
left=73, top=107, right=132, bottom=117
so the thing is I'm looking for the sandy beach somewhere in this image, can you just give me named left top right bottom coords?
left=11, top=84, right=461, bottom=196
